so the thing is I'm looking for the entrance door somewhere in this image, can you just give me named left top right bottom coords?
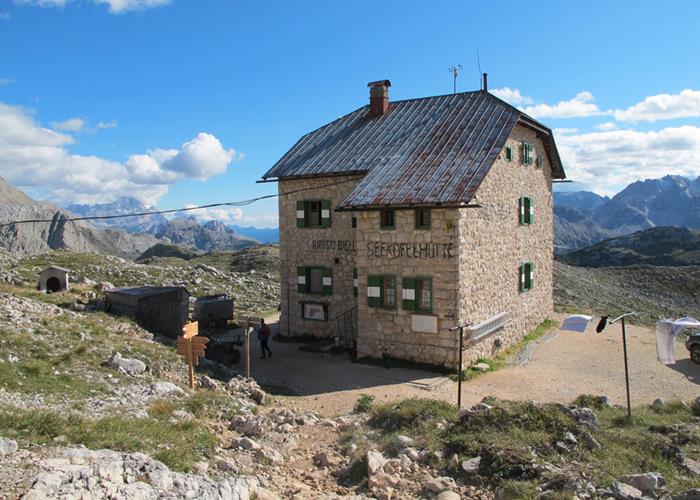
left=46, top=277, right=61, bottom=293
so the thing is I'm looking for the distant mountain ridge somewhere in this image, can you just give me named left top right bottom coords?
left=0, top=177, right=157, bottom=258
left=554, top=175, right=700, bottom=253
left=559, top=226, right=700, bottom=267
left=67, top=197, right=167, bottom=234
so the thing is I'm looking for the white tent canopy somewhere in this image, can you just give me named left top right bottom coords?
left=656, top=317, right=700, bottom=364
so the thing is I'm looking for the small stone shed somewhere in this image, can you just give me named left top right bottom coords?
left=38, top=266, right=70, bottom=293
left=105, top=286, right=190, bottom=339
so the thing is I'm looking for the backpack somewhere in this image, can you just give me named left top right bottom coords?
left=261, top=324, right=270, bottom=338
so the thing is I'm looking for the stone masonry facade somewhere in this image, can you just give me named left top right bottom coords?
left=278, top=123, right=554, bottom=369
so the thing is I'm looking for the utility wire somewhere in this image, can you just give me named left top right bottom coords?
left=0, top=177, right=357, bottom=228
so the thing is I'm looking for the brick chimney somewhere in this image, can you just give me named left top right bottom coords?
left=367, top=80, right=391, bottom=116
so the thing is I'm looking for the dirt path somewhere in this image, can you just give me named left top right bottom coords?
left=250, top=313, right=699, bottom=416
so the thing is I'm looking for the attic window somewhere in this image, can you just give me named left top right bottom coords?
left=505, top=146, right=513, bottom=162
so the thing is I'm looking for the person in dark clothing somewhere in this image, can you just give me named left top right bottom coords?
left=257, top=318, right=272, bottom=359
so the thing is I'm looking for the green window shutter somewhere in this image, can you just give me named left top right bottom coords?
left=296, top=200, right=306, bottom=228
left=519, top=264, right=526, bottom=293
left=321, top=200, right=331, bottom=228
left=519, top=196, right=525, bottom=225
left=322, top=267, right=333, bottom=295
left=505, top=146, right=512, bottom=161
left=353, top=268, right=358, bottom=297
left=527, top=144, right=534, bottom=165
left=367, top=275, right=381, bottom=308
left=402, top=277, right=416, bottom=311
left=528, top=197, right=534, bottom=224
left=297, top=266, right=308, bottom=293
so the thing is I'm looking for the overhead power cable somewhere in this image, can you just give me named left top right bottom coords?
left=0, top=177, right=356, bottom=228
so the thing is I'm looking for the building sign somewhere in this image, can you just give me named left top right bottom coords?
left=367, top=241, right=455, bottom=260
left=302, top=302, right=327, bottom=321
left=310, top=240, right=357, bottom=252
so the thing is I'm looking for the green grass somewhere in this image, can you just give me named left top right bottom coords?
left=353, top=394, right=375, bottom=413
left=0, top=406, right=217, bottom=472
left=365, top=397, right=700, bottom=495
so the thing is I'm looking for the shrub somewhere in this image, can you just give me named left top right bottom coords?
left=353, top=394, right=375, bottom=413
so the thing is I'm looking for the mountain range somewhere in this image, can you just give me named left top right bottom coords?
left=553, top=175, right=700, bottom=253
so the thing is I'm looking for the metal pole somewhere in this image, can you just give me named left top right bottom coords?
left=458, top=326, right=464, bottom=408
left=245, top=318, right=251, bottom=379
left=621, top=317, right=631, bottom=418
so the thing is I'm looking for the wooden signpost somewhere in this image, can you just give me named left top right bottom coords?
left=177, top=321, right=209, bottom=389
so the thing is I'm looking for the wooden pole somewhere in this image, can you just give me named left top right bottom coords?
left=187, top=339, right=195, bottom=389
left=621, top=317, right=631, bottom=418
left=245, top=318, right=251, bottom=379
left=458, top=326, right=464, bottom=408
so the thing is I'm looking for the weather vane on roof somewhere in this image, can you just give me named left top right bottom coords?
left=448, top=64, right=463, bottom=94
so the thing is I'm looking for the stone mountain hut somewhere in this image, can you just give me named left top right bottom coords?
left=261, top=79, right=566, bottom=369
left=38, top=266, right=70, bottom=293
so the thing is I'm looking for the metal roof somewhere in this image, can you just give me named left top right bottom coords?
left=41, top=266, right=70, bottom=273
left=262, top=90, right=565, bottom=209
left=106, top=286, right=189, bottom=298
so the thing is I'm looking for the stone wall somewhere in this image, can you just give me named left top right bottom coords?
left=278, top=175, right=362, bottom=337
left=355, top=209, right=461, bottom=366
left=457, top=123, right=555, bottom=365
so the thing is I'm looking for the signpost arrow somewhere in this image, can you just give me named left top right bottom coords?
left=176, top=321, right=207, bottom=389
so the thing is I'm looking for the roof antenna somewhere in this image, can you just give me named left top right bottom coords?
left=476, top=49, right=487, bottom=92
left=448, top=64, right=462, bottom=94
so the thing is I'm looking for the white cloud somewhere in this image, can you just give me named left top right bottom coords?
left=523, top=91, right=603, bottom=119
left=13, top=0, right=171, bottom=13
left=612, top=89, right=700, bottom=122
left=557, top=125, right=700, bottom=196
left=97, top=120, right=117, bottom=129
left=0, top=78, right=15, bottom=85
left=51, top=117, right=86, bottom=132
left=0, top=102, right=240, bottom=205
left=595, top=121, right=617, bottom=131
left=184, top=205, right=279, bottom=228
left=491, top=87, right=534, bottom=106
left=92, top=0, right=170, bottom=13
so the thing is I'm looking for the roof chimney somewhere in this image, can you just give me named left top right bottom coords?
left=367, top=80, right=391, bottom=116
left=482, top=73, right=488, bottom=92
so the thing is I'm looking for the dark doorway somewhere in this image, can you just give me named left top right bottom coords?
left=46, top=277, right=62, bottom=293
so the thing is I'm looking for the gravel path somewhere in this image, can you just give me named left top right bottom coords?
left=255, top=313, right=699, bottom=416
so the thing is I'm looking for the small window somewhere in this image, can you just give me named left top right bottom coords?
left=505, top=146, right=513, bottom=161
left=306, top=201, right=322, bottom=227
left=351, top=212, right=357, bottom=228
left=380, top=209, right=395, bottom=229
left=353, top=268, right=358, bottom=297
left=535, top=155, right=543, bottom=169
left=368, top=275, right=396, bottom=309
left=521, top=142, right=534, bottom=165
left=302, top=302, right=328, bottom=321
left=309, top=267, right=324, bottom=293
left=415, top=209, right=431, bottom=229
left=519, top=262, right=534, bottom=292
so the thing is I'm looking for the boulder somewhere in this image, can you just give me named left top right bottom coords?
left=150, top=381, right=184, bottom=397
left=563, top=432, right=577, bottom=445
left=393, top=434, right=414, bottom=448
left=611, top=480, right=644, bottom=499
left=582, top=431, right=601, bottom=450
left=366, top=450, right=386, bottom=476
left=684, top=457, right=700, bottom=477
left=0, top=437, right=18, bottom=456
left=472, top=362, right=490, bottom=372
left=314, top=450, right=344, bottom=468
left=107, top=352, right=146, bottom=375
left=424, top=476, right=457, bottom=494
left=256, top=447, right=284, bottom=464
left=620, top=473, right=666, bottom=493
left=231, top=436, right=261, bottom=451
left=367, top=471, right=399, bottom=490
left=436, top=492, right=461, bottom=500
left=571, top=407, right=598, bottom=428
left=199, top=375, right=220, bottom=391
left=461, top=456, right=481, bottom=474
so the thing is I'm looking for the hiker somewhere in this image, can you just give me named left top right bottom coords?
left=258, top=318, right=272, bottom=359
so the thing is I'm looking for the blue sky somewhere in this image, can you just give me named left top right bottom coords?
left=1, top=0, right=699, bottom=227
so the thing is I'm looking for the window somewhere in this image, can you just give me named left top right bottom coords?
left=402, top=276, right=432, bottom=312
left=351, top=212, right=357, bottom=228
left=519, top=262, right=534, bottom=292
left=353, top=268, right=358, bottom=297
left=535, top=155, right=544, bottom=169
left=519, top=196, right=534, bottom=225
left=415, top=209, right=431, bottom=229
left=297, top=266, right=332, bottom=295
left=302, top=302, right=328, bottom=321
left=505, top=145, right=513, bottom=161
left=380, top=209, right=395, bottom=229
left=296, top=200, right=331, bottom=228
left=367, top=275, right=396, bottom=309
left=521, top=142, right=534, bottom=165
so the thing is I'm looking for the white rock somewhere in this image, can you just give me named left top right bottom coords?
left=256, top=447, right=284, bottom=465
left=394, top=434, right=414, bottom=448
left=472, top=362, right=490, bottom=372
left=366, top=450, right=386, bottom=476
left=425, top=476, right=457, bottom=494
left=150, top=381, right=185, bottom=397
left=0, top=437, right=18, bottom=455
left=620, top=472, right=666, bottom=492
left=611, top=480, right=644, bottom=499
left=231, top=437, right=261, bottom=451
left=461, top=456, right=481, bottom=474
left=437, top=492, right=461, bottom=500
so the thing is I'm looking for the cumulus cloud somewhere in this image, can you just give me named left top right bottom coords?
left=557, top=125, right=700, bottom=195
left=523, top=91, right=603, bottom=119
left=51, top=117, right=86, bottom=132
left=595, top=121, right=617, bottom=131
left=612, top=89, right=700, bottom=122
left=0, top=102, right=240, bottom=205
left=491, top=87, right=534, bottom=106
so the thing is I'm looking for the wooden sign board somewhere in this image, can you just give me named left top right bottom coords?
left=182, top=321, right=199, bottom=340
left=177, top=322, right=208, bottom=388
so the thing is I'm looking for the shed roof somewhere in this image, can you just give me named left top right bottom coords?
left=41, top=266, right=70, bottom=274
left=261, top=90, right=565, bottom=209
left=106, top=286, right=189, bottom=298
